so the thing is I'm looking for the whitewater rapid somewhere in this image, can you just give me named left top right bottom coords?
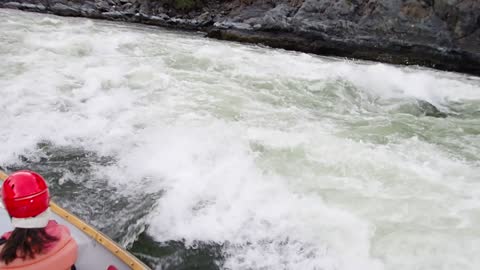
left=1, top=8, right=480, bottom=270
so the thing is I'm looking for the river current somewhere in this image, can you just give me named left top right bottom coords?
left=1, top=8, right=480, bottom=270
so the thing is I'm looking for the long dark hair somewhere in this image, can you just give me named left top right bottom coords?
left=0, top=228, right=58, bottom=264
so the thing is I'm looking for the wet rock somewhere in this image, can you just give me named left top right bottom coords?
left=434, top=0, right=480, bottom=40
left=401, top=1, right=431, bottom=20
left=80, top=1, right=100, bottom=16
left=196, top=11, right=214, bottom=26
left=94, top=0, right=111, bottom=12
left=136, top=0, right=150, bottom=16
left=120, top=2, right=137, bottom=16
left=2, top=2, right=22, bottom=8
left=219, top=0, right=480, bottom=75
left=147, top=14, right=170, bottom=23
left=417, top=100, right=448, bottom=118
left=214, top=21, right=252, bottom=30
left=50, top=2, right=81, bottom=16
left=257, top=3, right=294, bottom=31
left=3, top=1, right=46, bottom=11
left=101, top=10, right=125, bottom=19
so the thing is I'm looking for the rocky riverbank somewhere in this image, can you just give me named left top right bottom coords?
left=1, top=0, right=479, bottom=76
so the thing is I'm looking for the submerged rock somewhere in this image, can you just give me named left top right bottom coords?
left=417, top=100, right=448, bottom=118
left=387, top=99, right=449, bottom=118
left=1, top=0, right=479, bottom=75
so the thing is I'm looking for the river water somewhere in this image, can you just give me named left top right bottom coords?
left=1, top=8, right=480, bottom=270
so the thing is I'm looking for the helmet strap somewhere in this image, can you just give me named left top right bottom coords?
left=11, top=208, right=51, bottom=229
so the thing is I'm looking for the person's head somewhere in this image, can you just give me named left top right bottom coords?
left=0, top=171, right=57, bottom=264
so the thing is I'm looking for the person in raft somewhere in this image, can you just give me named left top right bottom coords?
left=0, top=170, right=78, bottom=270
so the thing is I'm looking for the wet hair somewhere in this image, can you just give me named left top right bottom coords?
left=0, top=228, right=58, bottom=264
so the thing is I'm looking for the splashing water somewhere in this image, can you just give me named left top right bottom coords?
left=1, top=8, right=480, bottom=270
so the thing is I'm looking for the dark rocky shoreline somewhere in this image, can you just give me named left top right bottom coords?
left=1, top=0, right=479, bottom=76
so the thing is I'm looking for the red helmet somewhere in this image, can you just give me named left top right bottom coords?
left=2, top=170, right=50, bottom=218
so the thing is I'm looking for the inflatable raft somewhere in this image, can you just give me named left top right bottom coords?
left=0, top=170, right=150, bottom=270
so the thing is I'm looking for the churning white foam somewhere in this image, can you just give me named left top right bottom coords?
left=1, top=9, right=480, bottom=270
left=113, top=123, right=382, bottom=269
